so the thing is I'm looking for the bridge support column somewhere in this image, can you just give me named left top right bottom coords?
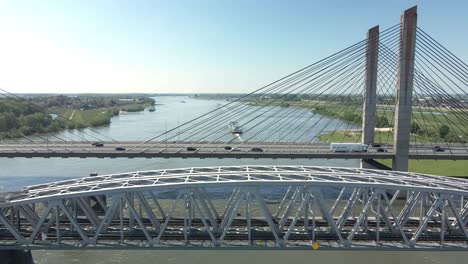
left=0, top=250, right=34, bottom=264
left=393, top=6, right=417, bottom=172
left=360, top=26, right=379, bottom=169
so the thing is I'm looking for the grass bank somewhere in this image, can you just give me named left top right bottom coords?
left=249, top=99, right=466, bottom=143
left=50, top=103, right=152, bottom=129
left=319, top=130, right=467, bottom=176
left=376, top=159, right=468, bottom=177
left=318, top=130, right=436, bottom=144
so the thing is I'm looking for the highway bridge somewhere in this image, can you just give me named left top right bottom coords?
left=0, top=141, right=466, bottom=160
left=0, top=165, right=467, bottom=250
left=0, top=6, right=467, bottom=172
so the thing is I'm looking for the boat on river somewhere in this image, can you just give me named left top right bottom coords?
left=230, top=121, right=243, bottom=135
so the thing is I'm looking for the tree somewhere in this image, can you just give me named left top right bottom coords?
left=376, top=115, right=389, bottom=128
left=445, top=132, right=462, bottom=143
left=439, top=125, right=450, bottom=139
left=410, top=122, right=420, bottom=134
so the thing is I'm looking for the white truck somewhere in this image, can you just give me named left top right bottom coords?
left=330, top=143, right=369, bottom=152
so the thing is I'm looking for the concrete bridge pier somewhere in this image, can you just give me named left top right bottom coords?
left=360, top=25, right=380, bottom=170
left=392, top=6, right=417, bottom=171
left=0, top=250, right=34, bottom=264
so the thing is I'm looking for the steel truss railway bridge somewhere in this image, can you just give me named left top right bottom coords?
left=0, top=165, right=468, bottom=250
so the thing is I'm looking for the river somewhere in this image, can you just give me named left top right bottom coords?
left=0, top=96, right=464, bottom=263
left=0, top=96, right=357, bottom=190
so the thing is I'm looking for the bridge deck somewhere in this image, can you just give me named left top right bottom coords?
left=0, top=142, right=466, bottom=159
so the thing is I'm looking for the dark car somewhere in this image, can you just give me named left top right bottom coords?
left=115, top=147, right=126, bottom=151
left=224, top=146, right=232, bottom=150
left=372, top=144, right=381, bottom=147
left=251, top=147, right=263, bottom=152
left=376, top=148, right=387, bottom=152
left=432, top=146, right=445, bottom=152
left=92, top=142, right=104, bottom=147
left=186, top=147, right=197, bottom=151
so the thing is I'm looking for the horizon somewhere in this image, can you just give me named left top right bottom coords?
left=0, top=1, right=467, bottom=94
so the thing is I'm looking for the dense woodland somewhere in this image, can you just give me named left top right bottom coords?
left=0, top=96, right=155, bottom=138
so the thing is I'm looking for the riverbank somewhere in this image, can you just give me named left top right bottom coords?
left=248, top=99, right=466, bottom=143
left=248, top=98, right=467, bottom=176
left=51, top=104, right=152, bottom=128
left=0, top=95, right=155, bottom=137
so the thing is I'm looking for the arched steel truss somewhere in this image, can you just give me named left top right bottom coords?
left=0, top=165, right=467, bottom=249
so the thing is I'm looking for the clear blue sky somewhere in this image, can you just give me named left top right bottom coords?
left=0, top=0, right=466, bottom=93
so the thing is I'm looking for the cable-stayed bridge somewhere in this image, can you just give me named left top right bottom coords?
left=0, top=7, right=467, bottom=262
left=0, top=6, right=467, bottom=171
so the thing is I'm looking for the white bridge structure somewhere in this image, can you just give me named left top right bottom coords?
left=0, top=165, right=467, bottom=250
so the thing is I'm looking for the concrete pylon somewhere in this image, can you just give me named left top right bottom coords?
left=393, top=6, right=417, bottom=171
left=360, top=26, right=380, bottom=170
left=362, top=25, right=379, bottom=145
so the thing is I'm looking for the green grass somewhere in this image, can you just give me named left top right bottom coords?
left=249, top=99, right=467, bottom=140
left=318, top=130, right=440, bottom=145
left=376, top=159, right=468, bottom=177
left=247, top=98, right=467, bottom=177
left=49, top=103, right=151, bottom=129
left=119, top=104, right=147, bottom=112
left=319, top=130, right=467, bottom=177
left=71, top=108, right=118, bottom=127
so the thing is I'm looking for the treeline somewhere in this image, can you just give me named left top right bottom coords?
left=313, top=105, right=464, bottom=143
left=32, top=95, right=155, bottom=109
left=248, top=93, right=467, bottom=107
left=0, top=95, right=156, bottom=138
left=410, top=123, right=463, bottom=143
left=0, top=98, right=65, bottom=138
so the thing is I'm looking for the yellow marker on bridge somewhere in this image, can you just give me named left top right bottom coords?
left=311, top=242, right=320, bottom=250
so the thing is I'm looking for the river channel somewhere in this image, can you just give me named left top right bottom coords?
left=0, top=96, right=464, bottom=263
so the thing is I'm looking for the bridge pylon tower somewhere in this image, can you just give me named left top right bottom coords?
left=361, top=25, right=379, bottom=169
left=393, top=6, right=417, bottom=171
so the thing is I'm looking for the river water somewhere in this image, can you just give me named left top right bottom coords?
left=0, top=96, right=357, bottom=190
left=0, top=96, right=464, bottom=263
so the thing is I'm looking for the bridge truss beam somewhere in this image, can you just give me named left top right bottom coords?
left=0, top=166, right=467, bottom=250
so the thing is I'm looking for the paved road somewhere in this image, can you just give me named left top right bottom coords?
left=0, top=141, right=466, bottom=159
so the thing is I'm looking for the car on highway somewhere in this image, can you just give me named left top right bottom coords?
left=115, top=147, right=126, bottom=151
left=376, top=148, right=387, bottom=152
left=224, top=146, right=241, bottom=151
left=432, top=146, right=445, bottom=152
left=250, top=147, right=263, bottom=152
left=92, top=142, right=104, bottom=147
left=372, top=143, right=381, bottom=147
left=186, top=147, right=197, bottom=151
